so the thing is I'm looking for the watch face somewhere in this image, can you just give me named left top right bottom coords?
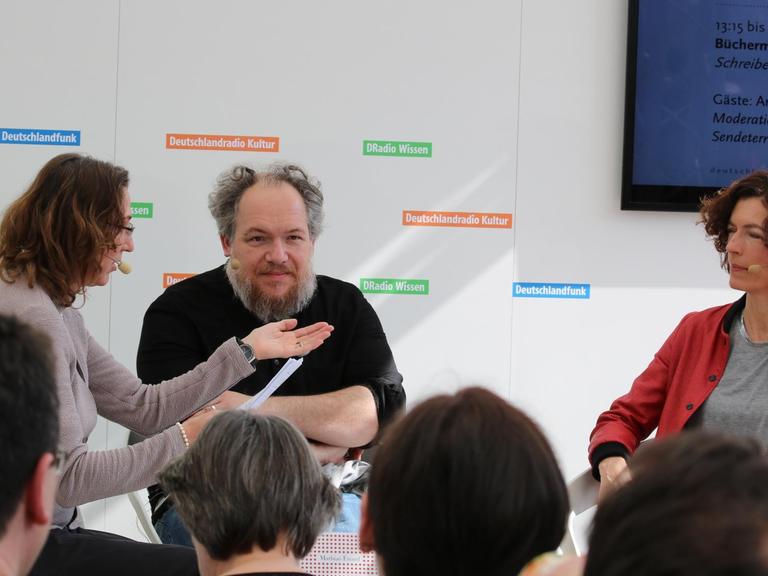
left=240, top=343, right=256, bottom=365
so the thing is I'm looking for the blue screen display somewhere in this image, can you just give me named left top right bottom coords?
left=632, top=0, right=768, bottom=189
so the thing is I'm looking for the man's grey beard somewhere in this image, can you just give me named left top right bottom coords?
left=225, top=260, right=317, bottom=322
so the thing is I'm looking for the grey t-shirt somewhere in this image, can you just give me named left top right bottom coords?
left=689, top=310, right=768, bottom=446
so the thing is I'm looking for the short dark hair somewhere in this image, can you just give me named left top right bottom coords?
left=585, top=431, right=768, bottom=576
left=0, top=314, right=58, bottom=536
left=208, top=163, right=324, bottom=242
left=700, top=169, right=768, bottom=269
left=0, top=153, right=130, bottom=306
left=367, top=387, right=568, bottom=576
left=159, top=411, right=339, bottom=560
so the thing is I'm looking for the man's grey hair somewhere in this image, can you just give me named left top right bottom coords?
left=209, top=163, right=324, bottom=241
left=159, top=411, right=339, bottom=561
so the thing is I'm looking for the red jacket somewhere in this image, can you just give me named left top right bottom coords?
left=588, top=296, right=745, bottom=471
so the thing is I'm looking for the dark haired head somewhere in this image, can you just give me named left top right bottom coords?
left=365, top=386, right=568, bottom=576
left=0, top=153, right=129, bottom=306
left=585, top=431, right=768, bottom=576
left=700, top=170, right=768, bottom=270
left=0, top=314, right=58, bottom=536
left=159, top=411, right=339, bottom=561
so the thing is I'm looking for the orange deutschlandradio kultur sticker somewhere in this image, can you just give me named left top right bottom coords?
left=402, top=210, right=512, bottom=228
left=163, top=273, right=196, bottom=289
left=165, top=133, right=279, bottom=152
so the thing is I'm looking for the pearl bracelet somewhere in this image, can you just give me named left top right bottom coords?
left=176, top=421, right=190, bottom=449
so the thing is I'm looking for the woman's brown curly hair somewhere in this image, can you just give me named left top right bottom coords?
left=700, top=170, right=768, bottom=270
left=0, top=153, right=129, bottom=306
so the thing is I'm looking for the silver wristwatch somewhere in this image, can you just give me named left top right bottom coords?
left=236, top=338, right=258, bottom=367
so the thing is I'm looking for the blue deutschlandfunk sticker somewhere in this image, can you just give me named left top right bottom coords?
left=0, top=128, right=80, bottom=146
left=512, top=282, right=590, bottom=299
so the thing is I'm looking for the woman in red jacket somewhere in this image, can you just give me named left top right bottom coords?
left=590, top=169, right=768, bottom=501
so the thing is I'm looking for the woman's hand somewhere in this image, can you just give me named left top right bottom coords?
left=242, top=319, right=333, bottom=360
left=597, top=456, right=630, bottom=504
left=192, top=391, right=251, bottom=414
left=179, top=405, right=219, bottom=445
left=180, top=391, right=251, bottom=446
left=209, top=390, right=251, bottom=410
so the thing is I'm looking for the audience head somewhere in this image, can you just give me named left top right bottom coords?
left=159, top=411, right=339, bottom=567
left=361, top=386, right=569, bottom=576
left=700, top=169, right=768, bottom=269
left=0, top=314, right=59, bottom=575
left=585, top=431, right=768, bottom=576
left=0, top=153, right=132, bottom=305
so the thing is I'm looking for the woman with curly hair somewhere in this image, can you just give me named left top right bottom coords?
left=590, top=169, right=768, bottom=502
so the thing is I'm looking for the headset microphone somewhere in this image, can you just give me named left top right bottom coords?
left=748, top=264, right=765, bottom=274
left=109, top=257, right=132, bottom=275
left=229, top=257, right=241, bottom=271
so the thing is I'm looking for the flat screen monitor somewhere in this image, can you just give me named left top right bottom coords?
left=622, top=0, right=768, bottom=211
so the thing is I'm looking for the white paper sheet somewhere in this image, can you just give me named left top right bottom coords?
left=238, top=357, right=303, bottom=411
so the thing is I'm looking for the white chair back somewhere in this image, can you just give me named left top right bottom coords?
left=559, top=468, right=599, bottom=556
left=127, top=490, right=162, bottom=544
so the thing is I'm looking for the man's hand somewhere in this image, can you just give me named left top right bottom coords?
left=309, top=442, right=349, bottom=465
left=597, top=456, right=630, bottom=504
left=258, top=385, right=379, bottom=448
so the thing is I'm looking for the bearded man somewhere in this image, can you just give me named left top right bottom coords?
left=136, top=163, right=405, bottom=546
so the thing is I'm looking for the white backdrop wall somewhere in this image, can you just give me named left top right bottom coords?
left=0, top=0, right=737, bottom=538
